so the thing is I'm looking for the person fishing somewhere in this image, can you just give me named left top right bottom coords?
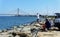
left=45, top=19, right=51, bottom=30
left=37, top=13, right=40, bottom=22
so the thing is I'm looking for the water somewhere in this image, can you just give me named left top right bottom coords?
left=0, top=16, right=45, bottom=29
left=0, top=16, right=37, bottom=29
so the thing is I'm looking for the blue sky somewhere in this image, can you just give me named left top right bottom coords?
left=0, top=0, right=60, bottom=15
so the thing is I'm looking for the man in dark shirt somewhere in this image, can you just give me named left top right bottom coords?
left=45, top=19, right=51, bottom=30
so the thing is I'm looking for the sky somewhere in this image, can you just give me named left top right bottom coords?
left=0, top=0, right=60, bottom=15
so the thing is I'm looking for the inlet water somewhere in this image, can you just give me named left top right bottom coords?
left=0, top=16, right=44, bottom=29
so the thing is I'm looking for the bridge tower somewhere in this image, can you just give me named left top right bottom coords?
left=16, top=8, right=20, bottom=16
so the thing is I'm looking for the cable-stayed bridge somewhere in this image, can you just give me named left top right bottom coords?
left=0, top=8, right=36, bottom=16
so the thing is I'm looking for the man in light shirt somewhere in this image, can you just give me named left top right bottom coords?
left=37, top=13, right=40, bottom=22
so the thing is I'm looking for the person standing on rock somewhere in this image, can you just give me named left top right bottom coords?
left=37, top=13, right=40, bottom=22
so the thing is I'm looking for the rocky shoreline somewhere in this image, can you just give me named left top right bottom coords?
left=0, top=21, right=60, bottom=37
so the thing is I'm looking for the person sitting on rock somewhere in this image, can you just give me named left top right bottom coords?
left=45, top=19, right=51, bottom=30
